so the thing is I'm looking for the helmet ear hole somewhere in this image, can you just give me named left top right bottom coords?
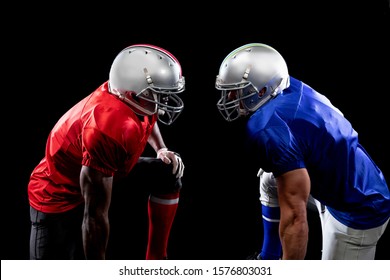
left=259, top=87, right=267, bottom=97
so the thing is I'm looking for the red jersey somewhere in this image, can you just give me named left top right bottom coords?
left=28, top=81, right=157, bottom=213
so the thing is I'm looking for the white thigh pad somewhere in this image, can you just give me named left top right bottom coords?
left=258, top=169, right=279, bottom=207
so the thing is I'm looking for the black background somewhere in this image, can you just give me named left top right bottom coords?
left=4, top=1, right=390, bottom=260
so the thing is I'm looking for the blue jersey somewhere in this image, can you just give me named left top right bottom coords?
left=246, top=76, right=390, bottom=229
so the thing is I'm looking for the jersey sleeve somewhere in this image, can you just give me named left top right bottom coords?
left=252, top=124, right=306, bottom=177
left=81, top=127, right=127, bottom=176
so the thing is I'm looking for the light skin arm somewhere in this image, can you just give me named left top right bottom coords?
left=80, top=165, right=113, bottom=259
left=148, top=122, right=184, bottom=178
left=276, top=168, right=310, bottom=259
left=147, top=122, right=167, bottom=152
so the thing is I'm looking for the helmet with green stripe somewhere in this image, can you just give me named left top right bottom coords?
left=215, top=43, right=289, bottom=121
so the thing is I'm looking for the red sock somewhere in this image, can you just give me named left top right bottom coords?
left=146, top=192, right=179, bottom=260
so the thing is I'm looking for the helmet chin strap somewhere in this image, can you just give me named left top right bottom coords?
left=246, top=94, right=274, bottom=113
left=246, top=76, right=286, bottom=113
left=109, top=87, right=157, bottom=116
left=122, top=95, right=157, bottom=116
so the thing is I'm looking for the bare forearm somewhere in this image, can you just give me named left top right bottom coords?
left=280, top=221, right=308, bottom=259
left=148, top=123, right=166, bottom=152
left=276, top=168, right=311, bottom=260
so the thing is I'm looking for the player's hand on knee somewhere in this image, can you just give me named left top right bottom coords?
left=157, top=148, right=185, bottom=178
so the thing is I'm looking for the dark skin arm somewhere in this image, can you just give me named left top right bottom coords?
left=277, top=168, right=310, bottom=259
left=80, top=165, right=113, bottom=259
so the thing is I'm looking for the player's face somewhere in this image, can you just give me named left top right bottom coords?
left=227, top=89, right=238, bottom=100
left=227, top=90, right=244, bottom=109
left=122, top=89, right=158, bottom=116
left=138, top=90, right=158, bottom=113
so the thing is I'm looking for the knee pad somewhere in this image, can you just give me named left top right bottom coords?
left=135, top=157, right=182, bottom=194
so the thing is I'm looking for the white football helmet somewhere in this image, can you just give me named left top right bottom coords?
left=109, top=44, right=185, bottom=125
left=215, top=43, right=290, bottom=121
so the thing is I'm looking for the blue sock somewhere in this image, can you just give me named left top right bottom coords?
left=259, top=205, right=282, bottom=260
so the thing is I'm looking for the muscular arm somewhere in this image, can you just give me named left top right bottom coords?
left=80, top=165, right=113, bottom=259
left=147, top=122, right=167, bottom=152
left=276, top=168, right=310, bottom=259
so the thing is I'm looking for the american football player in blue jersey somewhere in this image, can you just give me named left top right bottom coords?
left=215, top=43, right=390, bottom=260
